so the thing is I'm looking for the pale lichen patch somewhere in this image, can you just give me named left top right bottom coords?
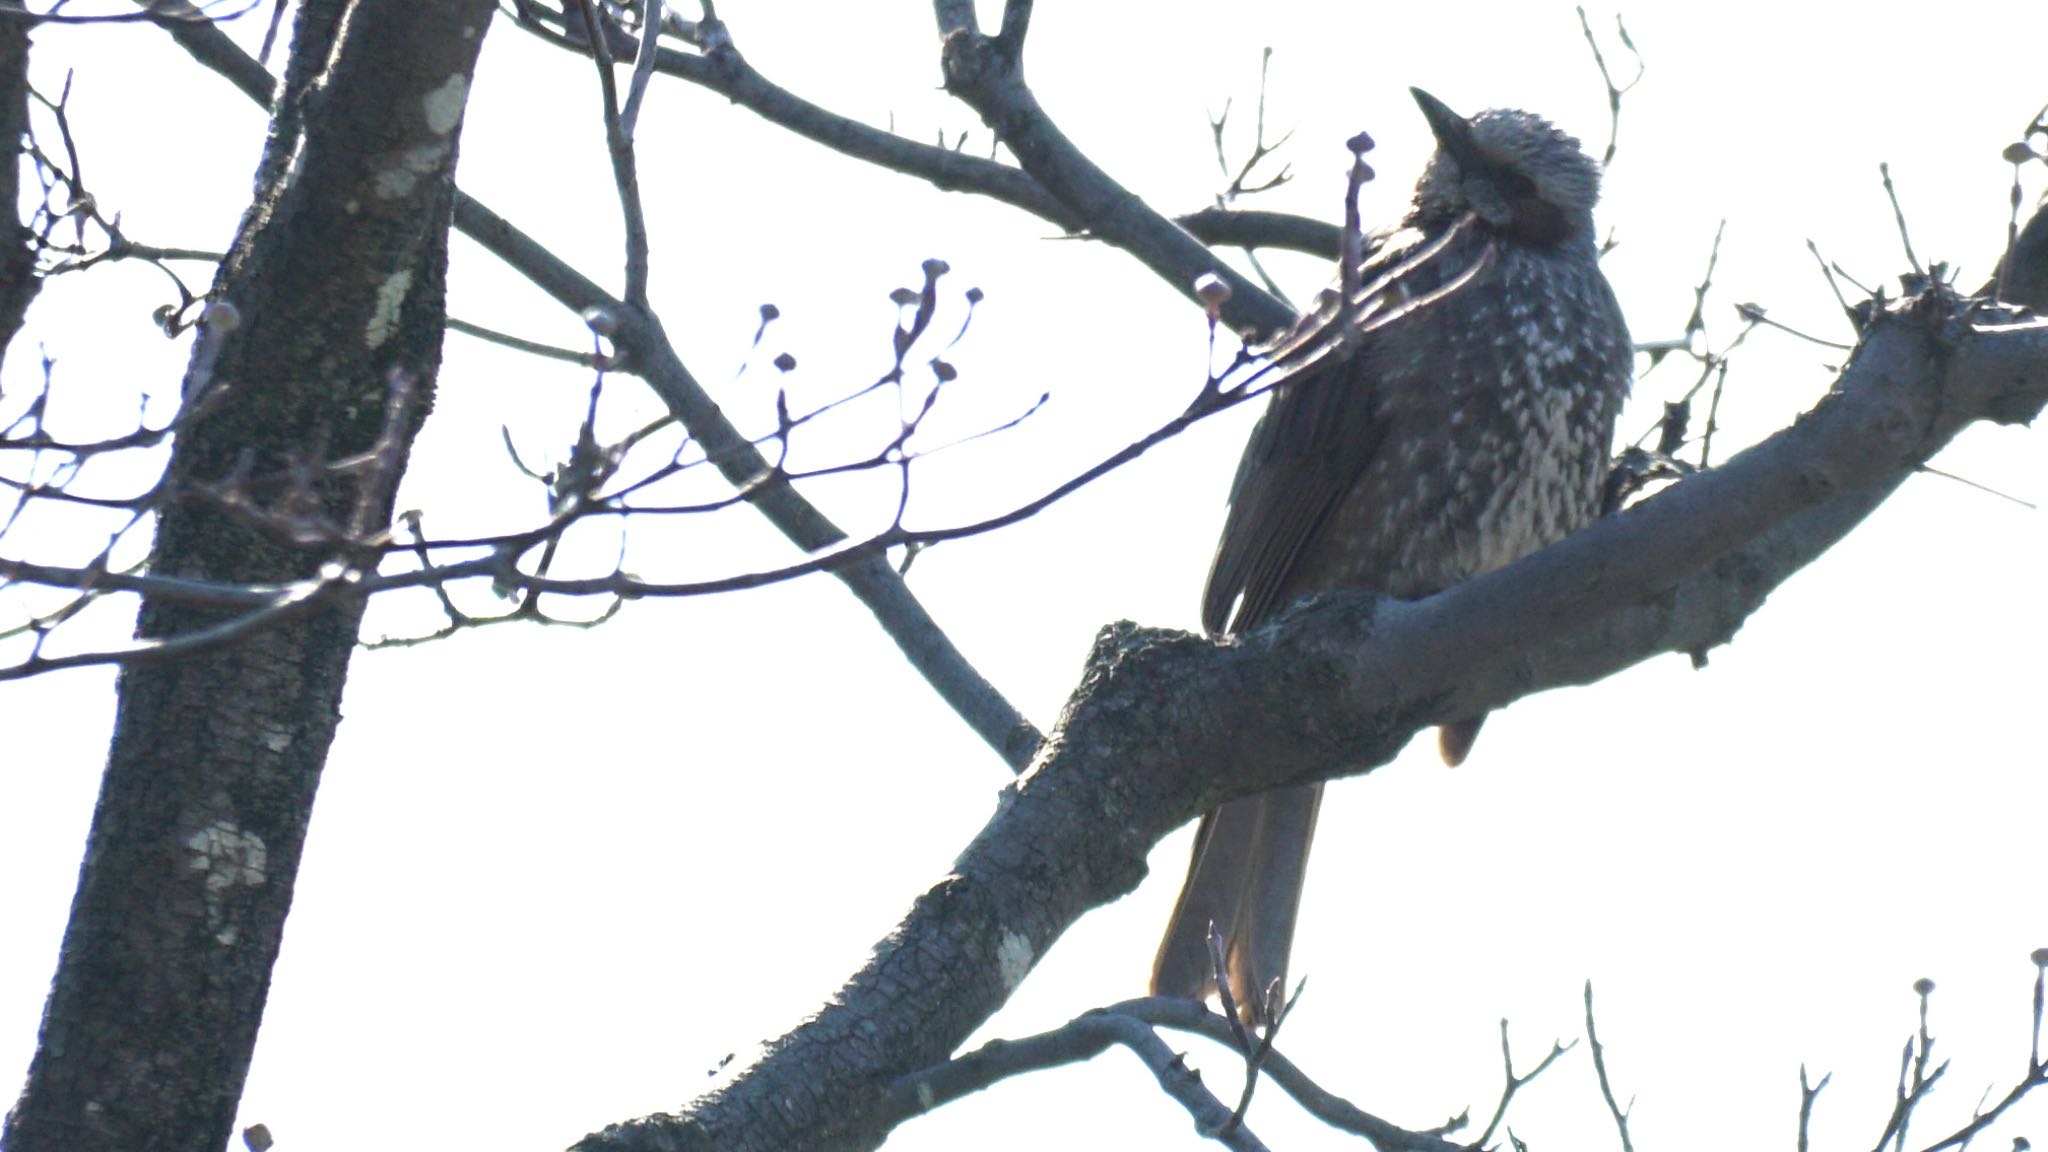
left=372, top=142, right=450, bottom=201
left=185, top=821, right=268, bottom=895
left=996, top=929, right=1034, bottom=991
left=374, top=168, right=416, bottom=200
left=422, top=75, right=469, bottom=136
left=365, top=269, right=413, bottom=349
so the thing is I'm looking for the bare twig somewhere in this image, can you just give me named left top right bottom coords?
left=1871, top=978, right=1949, bottom=1152
left=0, top=575, right=330, bottom=682
left=1698, top=358, right=1730, bottom=469
left=1473, top=1020, right=1577, bottom=1147
left=1585, top=981, right=1636, bottom=1152
left=1209, top=48, right=1295, bottom=204
left=1799, top=1064, right=1832, bottom=1152
left=1903, top=956, right=2048, bottom=1152
left=447, top=316, right=604, bottom=366
left=1575, top=7, right=1643, bottom=170
left=1912, top=464, right=2038, bottom=510
left=882, top=997, right=1460, bottom=1152
left=1732, top=301, right=1856, bottom=351
left=1880, top=162, right=1925, bottom=277
left=1809, top=237, right=1863, bottom=319
left=1995, top=103, right=2048, bottom=303
left=618, top=0, right=661, bottom=139
left=576, top=0, right=651, bottom=307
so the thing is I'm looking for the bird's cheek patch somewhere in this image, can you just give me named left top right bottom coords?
left=1508, top=197, right=1571, bottom=245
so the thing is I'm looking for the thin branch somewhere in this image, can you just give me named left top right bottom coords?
left=1809, top=237, right=1862, bottom=319
left=576, top=0, right=651, bottom=307
left=1872, top=978, right=1949, bottom=1152
left=880, top=1003, right=1270, bottom=1152
left=1209, top=48, right=1296, bottom=204
left=1880, top=162, right=1924, bottom=277
left=618, top=0, right=661, bottom=139
left=0, top=0, right=264, bottom=24
left=1995, top=105, right=2047, bottom=302
left=1473, top=1020, right=1577, bottom=1147
left=881, top=997, right=1462, bottom=1152
left=502, top=7, right=1092, bottom=231
left=1913, top=463, right=2038, bottom=510
left=1904, top=957, right=2048, bottom=1152
left=1733, top=301, right=1855, bottom=351
left=447, top=316, right=603, bottom=366
left=1575, top=7, right=1643, bottom=170
left=0, top=575, right=329, bottom=682
left=1584, top=981, right=1637, bottom=1152
left=1799, top=1064, right=1832, bottom=1152
left=140, top=1, right=1045, bottom=771
left=1176, top=206, right=1341, bottom=258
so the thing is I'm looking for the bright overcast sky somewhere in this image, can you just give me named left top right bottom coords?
left=4, top=4, right=2046, bottom=1151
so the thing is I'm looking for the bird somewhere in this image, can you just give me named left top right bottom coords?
left=1150, top=88, right=1635, bottom=1021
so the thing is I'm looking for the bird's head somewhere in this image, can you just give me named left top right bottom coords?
left=1407, top=87, right=1601, bottom=246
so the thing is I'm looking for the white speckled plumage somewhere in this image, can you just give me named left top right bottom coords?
left=1155, top=92, right=1633, bottom=1018
left=1271, top=228, right=1630, bottom=601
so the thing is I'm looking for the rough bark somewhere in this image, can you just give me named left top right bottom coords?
left=0, top=17, right=39, bottom=358
left=1, top=4, right=494, bottom=1150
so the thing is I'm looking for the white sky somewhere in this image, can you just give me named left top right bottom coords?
left=4, top=3, right=2046, bottom=1151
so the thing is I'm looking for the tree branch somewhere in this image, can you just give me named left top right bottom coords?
left=631, top=30, right=1083, bottom=228
left=636, top=24, right=1346, bottom=264
left=881, top=999, right=1275, bottom=1152
left=1178, top=205, right=1343, bottom=260
left=934, top=12, right=1293, bottom=335
left=452, top=197, right=1042, bottom=767
left=569, top=288, right=2048, bottom=1152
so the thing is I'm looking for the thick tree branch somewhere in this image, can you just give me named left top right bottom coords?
left=141, top=1, right=1043, bottom=770
left=636, top=25, right=1343, bottom=264
left=571, top=285, right=2048, bottom=1152
left=511, top=6, right=1345, bottom=323
left=933, top=13, right=1293, bottom=335
left=516, top=5, right=1347, bottom=320
left=638, top=34, right=1082, bottom=229
left=595, top=19, right=1346, bottom=270
left=1178, top=205, right=1344, bottom=260
left=141, top=0, right=276, bottom=104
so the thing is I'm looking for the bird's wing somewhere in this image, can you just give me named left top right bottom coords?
left=1201, top=221, right=1485, bottom=635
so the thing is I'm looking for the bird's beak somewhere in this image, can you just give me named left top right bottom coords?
left=1410, top=87, right=1486, bottom=175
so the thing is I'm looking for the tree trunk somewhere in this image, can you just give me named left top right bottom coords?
left=0, top=17, right=39, bottom=358
left=3, top=4, right=494, bottom=1149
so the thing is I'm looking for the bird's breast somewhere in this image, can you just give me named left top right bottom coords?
left=1287, top=245, right=1628, bottom=602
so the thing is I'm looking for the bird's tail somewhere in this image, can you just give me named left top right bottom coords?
left=1150, top=783, right=1322, bottom=1024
